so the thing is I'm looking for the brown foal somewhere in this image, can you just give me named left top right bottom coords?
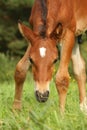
left=13, top=0, right=87, bottom=113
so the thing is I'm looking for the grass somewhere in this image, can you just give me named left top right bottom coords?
left=0, top=72, right=87, bottom=130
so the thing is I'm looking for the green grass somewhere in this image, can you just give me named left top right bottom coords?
left=0, top=73, right=87, bottom=130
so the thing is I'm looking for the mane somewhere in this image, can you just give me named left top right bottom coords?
left=40, top=0, right=47, bottom=24
left=39, top=0, right=47, bottom=37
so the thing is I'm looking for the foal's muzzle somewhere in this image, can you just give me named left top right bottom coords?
left=35, top=90, right=49, bottom=103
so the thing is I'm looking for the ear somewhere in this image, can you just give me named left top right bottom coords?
left=51, top=23, right=63, bottom=40
left=18, top=20, right=35, bottom=45
left=47, top=23, right=63, bottom=40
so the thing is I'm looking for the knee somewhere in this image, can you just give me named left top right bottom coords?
left=72, top=54, right=86, bottom=76
left=55, top=73, right=69, bottom=93
left=74, top=60, right=86, bottom=77
left=14, top=62, right=26, bottom=83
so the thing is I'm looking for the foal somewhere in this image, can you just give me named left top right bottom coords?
left=13, top=0, right=87, bottom=113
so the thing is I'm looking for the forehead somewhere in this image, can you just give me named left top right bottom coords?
left=30, top=38, right=58, bottom=59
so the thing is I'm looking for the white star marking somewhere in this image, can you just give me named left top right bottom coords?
left=39, top=47, right=46, bottom=58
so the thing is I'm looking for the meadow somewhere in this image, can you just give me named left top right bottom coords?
left=0, top=71, right=87, bottom=130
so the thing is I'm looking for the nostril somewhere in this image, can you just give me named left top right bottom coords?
left=35, top=91, right=40, bottom=98
left=35, top=91, right=49, bottom=103
left=44, top=91, right=49, bottom=97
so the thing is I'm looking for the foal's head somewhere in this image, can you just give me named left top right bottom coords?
left=18, top=22, right=58, bottom=102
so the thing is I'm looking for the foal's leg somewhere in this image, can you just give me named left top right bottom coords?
left=13, top=46, right=31, bottom=109
left=56, top=29, right=75, bottom=113
left=71, top=43, right=87, bottom=113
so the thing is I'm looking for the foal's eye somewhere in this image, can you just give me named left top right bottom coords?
left=29, top=58, right=34, bottom=64
left=53, top=58, right=58, bottom=64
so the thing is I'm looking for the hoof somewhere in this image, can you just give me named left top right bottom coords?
left=80, top=97, right=87, bottom=114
